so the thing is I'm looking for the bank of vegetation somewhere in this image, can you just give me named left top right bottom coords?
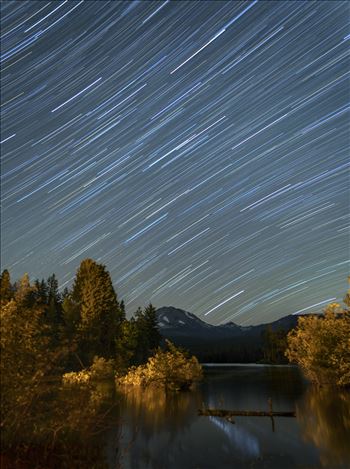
left=285, top=298, right=350, bottom=387
left=0, top=259, right=201, bottom=464
left=1, top=259, right=349, bottom=464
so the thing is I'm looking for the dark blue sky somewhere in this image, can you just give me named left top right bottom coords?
left=1, top=1, right=349, bottom=324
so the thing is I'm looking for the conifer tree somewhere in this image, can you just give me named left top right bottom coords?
left=133, top=304, right=161, bottom=363
left=115, top=318, right=139, bottom=371
left=72, top=258, right=123, bottom=363
left=15, top=273, right=36, bottom=307
left=0, top=269, right=13, bottom=304
left=34, top=279, right=48, bottom=305
left=143, top=303, right=161, bottom=351
left=46, top=274, right=63, bottom=326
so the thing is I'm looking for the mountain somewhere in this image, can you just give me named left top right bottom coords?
left=157, top=306, right=243, bottom=338
left=156, top=306, right=298, bottom=338
left=156, top=306, right=299, bottom=363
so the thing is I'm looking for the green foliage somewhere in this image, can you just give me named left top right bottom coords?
left=142, top=303, right=162, bottom=350
left=0, top=269, right=13, bottom=304
left=72, top=258, right=124, bottom=363
left=343, top=277, right=350, bottom=309
left=117, top=340, right=203, bottom=391
left=115, top=303, right=161, bottom=369
left=62, top=293, right=81, bottom=334
left=0, top=276, right=68, bottom=447
left=115, top=318, right=140, bottom=371
left=286, top=298, right=350, bottom=386
left=134, top=303, right=161, bottom=362
left=0, top=261, right=200, bottom=462
left=33, top=274, right=65, bottom=351
left=262, top=326, right=288, bottom=363
left=14, top=272, right=34, bottom=307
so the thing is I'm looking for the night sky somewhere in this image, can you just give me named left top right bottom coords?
left=1, top=1, right=349, bottom=325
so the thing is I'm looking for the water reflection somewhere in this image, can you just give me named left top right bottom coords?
left=1, top=381, right=120, bottom=469
left=297, top=386, right=350, bottom=468
left=118, top=367, right=350, bottom=469
left=119, top=386, right=202, bottom=469
left=208, top=413, right=260, bottom=457
left=120, top=385, right=201, bottom=437
left=4, top=367, right=350, bottom=468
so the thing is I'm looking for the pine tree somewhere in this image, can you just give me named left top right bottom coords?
left=0, top=269, right=13, bottom=304
left=115, top=318, right=139, bottom=371
left=46, top=274, right=63, bottom=326
left=133, top=307, right=147, bottom=364
left=14, top=273, right=36, bottom=307
left=143, top=303, right=161, bottom=351
left=133, top=304, right=161, bottom=363
left=72, top=258, right=123, bottom=363
left=34, top=279, right=48, bottom=305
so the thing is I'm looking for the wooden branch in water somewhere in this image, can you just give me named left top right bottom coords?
left=198, top=407, right=295, bottom=418
left=199, top=399, right=295, bottom=431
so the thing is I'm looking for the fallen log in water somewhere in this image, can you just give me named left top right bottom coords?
left=198, top=408, right=296, bottom=418
left=198, top=398, right=295, bottom=430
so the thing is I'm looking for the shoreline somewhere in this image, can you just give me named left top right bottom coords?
left=201, top=363, right=297, bottom=368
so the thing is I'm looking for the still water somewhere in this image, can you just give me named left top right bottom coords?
left=5, top=365, right=350, bottom=468
left=115, top=365, right=350, bottom=469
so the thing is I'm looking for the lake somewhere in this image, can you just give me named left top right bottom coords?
left=3, top=365, right=350, bottom=468
left=115, top=365, right=350, bottom=469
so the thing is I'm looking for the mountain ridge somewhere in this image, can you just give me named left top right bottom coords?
left=156, top=305, right=297, bottom=332
left=156, top=306, right=299, bottom=363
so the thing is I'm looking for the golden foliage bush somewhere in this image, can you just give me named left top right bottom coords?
left=1, top=297, right=64, bottom=444
left=63, top=369, right=92, bottom=386
left=117, top=340, right=202, bottom=391
left=286, top=303, right=350, bottom=386
left=63, top=356, right=115, bottom=385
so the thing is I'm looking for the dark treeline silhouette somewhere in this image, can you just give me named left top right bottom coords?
left=158, top=326, right=290, bottom=364
left=0, top=261, right=289, bottom=372
left=179, top=330, right=289, bottom=364
left=0, top=258, right=163, bottom=466
left=0, top=259, right=161, bottom=373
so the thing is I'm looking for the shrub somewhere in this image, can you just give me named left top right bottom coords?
left=90, top=356, right=115, bottom=380
left=286, top=304, right=350, bottom=386
left=117, top=340, right=202, bottom=391
left=63, top=356, right=115, bottom=385
left=1, top=297, right=68, bottom=446
left=62, top=369, right=92, bottom=386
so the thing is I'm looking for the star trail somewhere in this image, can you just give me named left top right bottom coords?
left=1, top=1, right=349, bottom=325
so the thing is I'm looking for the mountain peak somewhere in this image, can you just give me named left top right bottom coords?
left=156, top=306, right=212, bottom=330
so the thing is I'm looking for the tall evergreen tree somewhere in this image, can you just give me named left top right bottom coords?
left=143, top=303, right=161, bottom=351
left=46, top=274, right=63, bottom=326
left=72, top=258, right=123, bottom=363
left=0, top=269, right=13, bottom=304
left=133, top=304, right=161, bottom=363
left=15, top=273, right=36, bottom=307
left=34, top=279, right=48, bottom=305
left=115, top=318, right=139, bottom=371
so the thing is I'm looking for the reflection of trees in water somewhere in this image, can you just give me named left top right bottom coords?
left=297, top=386, right=350, bottom=467
left=1, top=382, right=121, bottom=469
left=121, top=385, right=202, bottom=436
left=119, top=385, right=203, bottom=469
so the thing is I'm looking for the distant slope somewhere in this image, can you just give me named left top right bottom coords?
left=156, top=306, right=299, bottom=362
